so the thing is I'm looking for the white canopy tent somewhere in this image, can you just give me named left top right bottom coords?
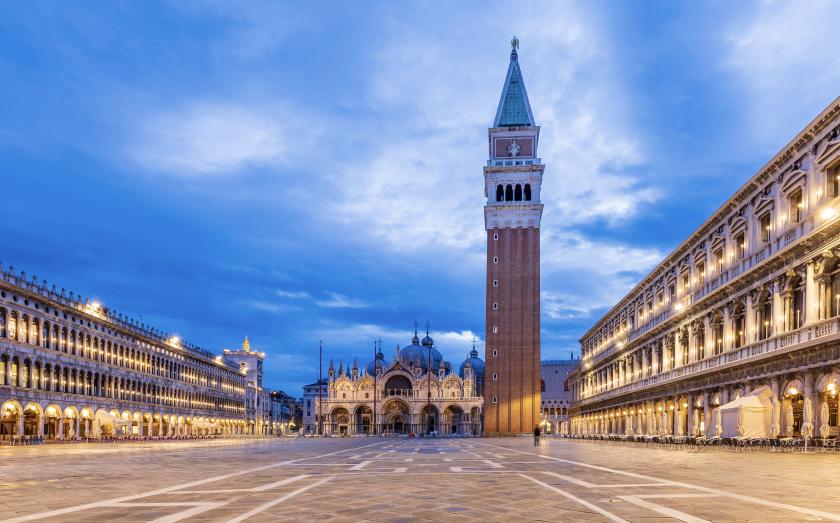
left=192, top=420, right=216, bottom=430
left=719, top=385, right=773, bottom=438
left=94, top=411, right=130, bottom=436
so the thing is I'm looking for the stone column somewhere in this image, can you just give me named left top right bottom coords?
left=674, top=332, right=683, bottom=367
left=618, top=359, right=625, bottom=386
left=803, top=373, right=816, bottom=438
left=806, top=261, right=817, bottom=324
left=702, top=393, right=711, bottom=437
left=723, top=305, right=732, bottom=351
left=770, top=282, right=785, bottom=336
left=745, top=293, right=755, bottom=343
left=687, top=394, right=695, bottom=436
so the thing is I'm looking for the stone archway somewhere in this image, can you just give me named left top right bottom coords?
left=381, top=398, right=410, bottom=435
left=23, top=403, right=42, bottom=437
left=421, top=404, right=439, bottom=435
left=444, top=405, right=464, bottom=435
left=354, top=405, right=372, bottom=435
left=1, top=401, right=22, bottom=440
left=331, top=407, right=350, bottom=436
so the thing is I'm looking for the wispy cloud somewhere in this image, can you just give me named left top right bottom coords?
left=128, top=101, right=310, bottom=175
left=723, top=0, right=840, bottom=146
left=276, top=289, right=310, bottom=299
left=315, top=292, right=368, bottom=309
left=328, top=2, right=659, bottom=263
left=245, top=300, right=298, bottom=314
left=318, top=322, right=482, bottom=363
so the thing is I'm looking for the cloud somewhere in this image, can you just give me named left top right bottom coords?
left=129, top=101, right=307, bottom=175
left=327, top=1, right=659, bottom=261
left=542, top=274, right=642, bottom=321
left=542, top=231, right=662, bottom=276
left=276, top=289, right=310, bottom=299
left=315, top=292, right=368, bottom=309
left=318, top=322, right=482, bottom=363
left=244, top=300, right=299, bottom=314
left=169, top=1, right=292, bottom=59
left=723, top=0, right=840, bottom=145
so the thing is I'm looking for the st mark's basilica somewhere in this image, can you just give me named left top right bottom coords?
left=308, top=328, right=485, bottom=436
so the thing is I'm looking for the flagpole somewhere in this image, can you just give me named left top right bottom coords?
left=372, top=339, right=378, bottom=436
left=318, top=339, right=323, bottom=436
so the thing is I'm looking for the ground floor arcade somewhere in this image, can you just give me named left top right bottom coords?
left=571, top=362, right=840, bottom=439
left=0, top=394, right=256, bottom=442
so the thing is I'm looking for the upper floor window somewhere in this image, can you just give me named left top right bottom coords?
left=759, top=296, right=773, bottom=340
left=697, top=262, right=705, bottom=286
left=760, top=213, right=772, bottom=243
left=830, top=165, right=840, bottom=198
left=735, top=232, right=746, bottom=259
left=669, top=284, right=676, bottom=302
left=789, top=189, right=803, bottom=223
left=714, top=248, right=724, bottom=273
left=682, top=274, right=690, bottom=294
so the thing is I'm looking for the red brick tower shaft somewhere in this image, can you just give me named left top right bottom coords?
left=483, top=37, right=543, bottom=436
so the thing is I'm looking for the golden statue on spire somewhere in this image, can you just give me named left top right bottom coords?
left=243, top=336, right=250, bottom=352
left=511, top=35, right=519, bottom=51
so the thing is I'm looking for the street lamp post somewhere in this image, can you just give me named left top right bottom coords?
left=318, top=339, right=323, bottom=436
left=427, top=337, right=432, bottom=436
left=372, top=339, right=378, bottom=436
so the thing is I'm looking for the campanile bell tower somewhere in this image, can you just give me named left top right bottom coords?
left=483, top=37, right=543, bottom=436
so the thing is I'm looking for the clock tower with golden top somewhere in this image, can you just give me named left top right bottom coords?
left=483, top=37, right=543, bottom=436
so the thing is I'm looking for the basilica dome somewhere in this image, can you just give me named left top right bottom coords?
left=399, top=340, right=443, bottom=371
left=459, top=348, right=485, bottom=380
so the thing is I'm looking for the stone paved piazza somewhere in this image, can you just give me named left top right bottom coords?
left=1, top=438, right=840, bottom=522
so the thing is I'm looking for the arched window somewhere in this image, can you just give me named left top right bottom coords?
left=758, top=290, right=773, bottom=340
left=9, top=311, right=18, bottom=340
left=514, top=184, right=522, bottom=201
left=0, top=308, right=6, bottom=338
left=540, top=379, right=546, bottom=392
left=524, top=183, right=532, bottom=201
left=505, top=184, right=513, bottom=201
left=711, top=313, right=724, bottom=355
left=42, top=322, right=49, bottom=348
left=495, top=184, right=504, bottom=202
left=733, top=305, right=745, bottom=349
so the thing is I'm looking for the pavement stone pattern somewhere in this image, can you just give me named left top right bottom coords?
left=1, top=437, right=839, bottom=522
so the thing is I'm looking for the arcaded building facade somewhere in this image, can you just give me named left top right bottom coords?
left=540, top=357, right=579, bottom=434
left=569, top=97, right=840, bottom=440
left=484, top=38, right=543, bottom=436
left=312, top=330, right=484, bottom=436
left=0, top=266, right=253, bottom=440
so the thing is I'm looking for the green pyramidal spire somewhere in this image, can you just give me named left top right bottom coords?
left=493, top=36, right=536, bottom=127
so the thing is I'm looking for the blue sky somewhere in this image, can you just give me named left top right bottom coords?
left=2, top=1, right=838, bottom=394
